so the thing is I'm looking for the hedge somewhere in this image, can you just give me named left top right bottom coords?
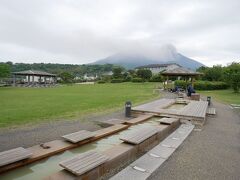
left=194, top=81, right=229, bottom=90
left=174, top=80, right=229, bottom=90
left=110, top=79, right=123, bottom=83
left=132, top=78, right=144, bottom=83
left=97, top=80, right=106, bottom=84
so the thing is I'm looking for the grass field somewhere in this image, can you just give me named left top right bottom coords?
left=0, top=83, right=161, bottom=128
left=199, top=89, right=240, bottom=105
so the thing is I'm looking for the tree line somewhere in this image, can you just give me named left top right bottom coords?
left=196, top=62, right=240, bottom=92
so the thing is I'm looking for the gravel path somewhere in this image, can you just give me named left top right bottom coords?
left=149, top=100, right=240, bottom=180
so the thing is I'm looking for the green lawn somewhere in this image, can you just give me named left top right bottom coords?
left=0, top=83, right=161, bottom=128
left=199, top=89, right=240, bottom=105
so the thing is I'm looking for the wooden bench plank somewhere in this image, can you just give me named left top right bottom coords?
left=0, top=147, right=32, bottom=167
left=157, top=117, right=178, bottom=125
left=62, top=130, right=95, bottom=143
left=120, top=127, right=158, bottom=145
left=59, top=151, right=109, bottom=176
left=124, top=114, right=153, bottom=125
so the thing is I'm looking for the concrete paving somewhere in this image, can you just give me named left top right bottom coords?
left=111, top=124, right=194, bottom=180
left=149, top=101, right=240, bottom=180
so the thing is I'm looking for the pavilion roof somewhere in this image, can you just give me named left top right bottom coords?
left=161, top=67, right=202, bottom=76
left=12, top=70, right=56, bottom=77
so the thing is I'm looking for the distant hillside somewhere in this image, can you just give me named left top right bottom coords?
left=93, top=46, right=205, bottom=70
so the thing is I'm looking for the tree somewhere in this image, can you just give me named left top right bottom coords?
left=136, top=69, right=152, bottom=81
left=59, top=72, right=74, bottom=83
left=112, top=66, right=124, bottom=79
left=224, top=62, right=240, bottom=93
left=197, top=65, right=223, bottom=81
left=0, top=63, right=10, bottom=78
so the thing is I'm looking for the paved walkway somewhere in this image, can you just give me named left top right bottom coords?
left=149, top=101, right=240, bottom=180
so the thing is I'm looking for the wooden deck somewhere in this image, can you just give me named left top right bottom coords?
left=157, top=117, right=178, bottom=125
left=62, top=130, right=95, bottom=143
left=132, top=98, right=175, bottom=113
left=132, top=98, right=209, bottom=126
left=0, top=147, right=32, bottom=167
left=59, top=151, right=109, bottom=176
left=120, top=126, right=158, bottom=145
left=207, top=108, right=216, bottom=115
left=178, top=101, right=208, bottom=119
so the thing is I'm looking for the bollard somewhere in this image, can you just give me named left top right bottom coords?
left=207, top=96, right=211, bottom=106
left=125, top=101, right=132, bottom=117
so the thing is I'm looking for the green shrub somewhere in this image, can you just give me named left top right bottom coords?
left=149, top=74, right=163, bottom=82
left=97, top=80, right=106, bottom=84
left=194, top=81, right=229, bottom=90
left=174, top=80, right=229, bottom=90
left=110, top=79, right=123, bottom=83
left=132, top=78, right=144, bottom=83
left=124, top=75, right=132, bottom=82
left=174, top=80, right=190, bottom=89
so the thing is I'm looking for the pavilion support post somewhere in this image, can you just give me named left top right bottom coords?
left=32, top=76, right=34, bottom=84
left=28, top=75, right=30, bottom=84
left=166, top=76, right=169, bottom=90
left=39, top=76, right=42, bottom=83
left=191, top=76, right=195, bottom=87
left=13, top=74, right=16, bottom=86
left=44, top=77, right=46, bottom=85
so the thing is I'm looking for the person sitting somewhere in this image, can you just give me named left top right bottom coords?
left=187, top=84, right=195, bottom=97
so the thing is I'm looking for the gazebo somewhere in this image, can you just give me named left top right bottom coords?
left=161, top=67, right=202, bottom=90
left=12, top=70, right=57, bottom=87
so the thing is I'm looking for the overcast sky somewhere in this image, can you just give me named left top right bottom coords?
left=0, top=0, right=239, bottom=66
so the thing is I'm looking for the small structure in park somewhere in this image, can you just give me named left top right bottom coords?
left=161, top=67, right=202, bottom=90
left=135, top=63, right=181, bottom=75
left=12, top=70, right=57, bottom=87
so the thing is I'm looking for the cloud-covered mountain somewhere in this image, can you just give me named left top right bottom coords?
left=93, top=45, right=205, bottom=70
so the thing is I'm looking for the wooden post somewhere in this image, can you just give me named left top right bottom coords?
left=44, top=77, right=46, bottom=85
left=191, top=76, right=195, bottom=87
left=32, top=76, right=34, bottom=83
left=13, top=74, right=16, bottom=86
left=28, top=75, right=30, bottom=84
left=166, top=76, right=169, bottom=90
left=163, top=76, right=166, bottom=90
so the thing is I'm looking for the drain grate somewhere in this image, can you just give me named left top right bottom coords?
left=172, top=137, right=180, bottom=140
left=149, top=153, right=161, bottom=158
left=132, top=166, right=146, bottom=172
left=161, top=144, right=172, bottom=148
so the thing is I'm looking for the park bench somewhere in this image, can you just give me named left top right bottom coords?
left=120, top=126, right=158, bottom=145
left=62, top=130, right=96, bottom=143
left=59, top=151, right=109, bottom=176
left=0, top=147, right=32, bottom=167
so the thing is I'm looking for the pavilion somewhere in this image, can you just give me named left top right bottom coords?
left=12, top=70, right=57, bottom=87
left=161, top=67, right=202, bottom=90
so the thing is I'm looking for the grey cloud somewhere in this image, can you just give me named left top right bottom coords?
left=0, top=0, right=239, bottom=66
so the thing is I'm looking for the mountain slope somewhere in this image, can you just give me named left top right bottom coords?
left=94, top=53, right=204, bottom=70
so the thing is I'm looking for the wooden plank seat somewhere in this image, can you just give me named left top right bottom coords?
left=59, top=151, right=109, bottom=176
left=157, top=117, right=178, bottom=125
left=62, top=130, right=96, bottom=143
left=207, top=108, right=216, bottom=115
left=0, top=147, right=32, bottom=167
left=120, top=126, right=158, bottom=145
